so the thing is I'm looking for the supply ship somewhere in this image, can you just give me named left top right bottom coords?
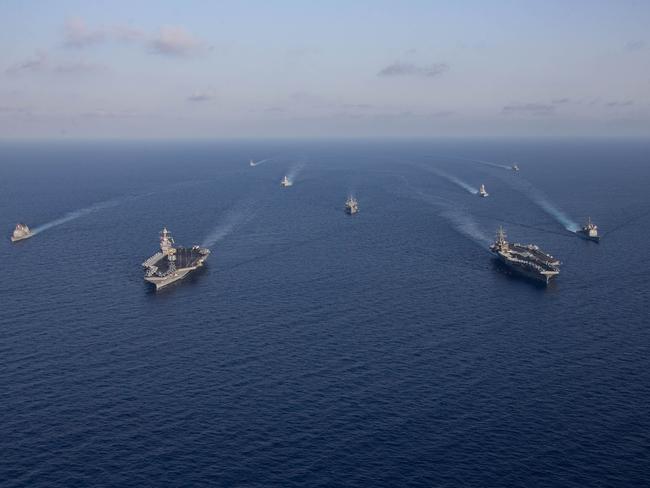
left=490, top=227, right=560, bottom=284
left=576, top=217, right=600, bottom=242
left=10, top=223, right=33, bottom=242
left=345, top=196, right=359, bottom=215
left=142, top=227, right=210, bottom=290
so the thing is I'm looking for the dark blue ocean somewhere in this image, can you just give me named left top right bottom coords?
left=1, top=139, right=649, bottom=487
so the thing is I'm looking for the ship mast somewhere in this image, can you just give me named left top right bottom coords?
left=496, top=226, right=507, bottom=247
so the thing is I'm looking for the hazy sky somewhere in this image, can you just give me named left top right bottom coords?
left=1, top=0, right=649, bottom=138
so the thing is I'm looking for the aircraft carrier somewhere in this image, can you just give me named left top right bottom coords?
left=490, top=227, right=560, bottom=284
left=142, top=227, right=210, bottom=290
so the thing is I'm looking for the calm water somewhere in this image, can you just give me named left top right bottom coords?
left=1, top=139, right=649, bottom=487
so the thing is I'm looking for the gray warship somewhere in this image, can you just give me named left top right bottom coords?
left=576, top=217, right=600, bottom=242
left=281, top=175, right=292, bottom=187
left=11, top=223, right=33, bottom=242
left=345, top=196, right=359, bottom=215
left=142, top=227, right=210, bottom=290
left=490, top=227, right=560, bottom=284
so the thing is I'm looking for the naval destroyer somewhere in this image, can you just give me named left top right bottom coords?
left=11, top=223, right=33, bottom=242
left=490, top=227, right=560, bottom=284
left=142, top=227, right=210, bottom=290
left=281, top=175, right=292, bottom=187
left=345, top=196, right=359, bottom=215
left=576, top=217, right=600, bottom=242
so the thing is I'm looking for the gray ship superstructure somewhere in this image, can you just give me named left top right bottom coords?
left=576, top=217, right=600, bottom=242
left=490, top=227, right=560, bottom=284
left=142, top=227, right=210, bottom=290
left=345, top=196, right=359, bottom=215
left=10, top=223, right=33, bottom=242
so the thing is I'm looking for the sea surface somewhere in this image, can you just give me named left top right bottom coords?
left=1, top=139, right=649, bottom=487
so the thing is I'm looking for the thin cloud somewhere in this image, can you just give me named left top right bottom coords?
left=64, top=17, right=106, bottom=47
left=502, top=103, right=556, bottom=116
left=0, top=106, right=31, bottom=115
left=81, top=109, right=140, bottom=118
left=625, top=40, right=646, bottom=51
left=5, top=51, right=48, bottom=74
left=150, top=26, right=203, bottom=57
left=606, top=100, right=634, bottom=107
left=53, top=62, right=106, bottom=75
left=62, top=18, right=198, bottom=57
left=5, top=51, right=104, bottom=76
left=378, top=61, right=449, bottom=78
left=342, top=103, right=374, bottom=110
left=187, top=91, right=214, bottom=102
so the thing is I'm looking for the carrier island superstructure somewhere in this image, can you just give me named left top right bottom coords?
left=142, top=228, right=210, bottom=289
left=490, top=227, right=560, bottom=284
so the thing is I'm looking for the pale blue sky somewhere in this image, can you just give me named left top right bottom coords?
left=1, top=0, right=649, bottom=138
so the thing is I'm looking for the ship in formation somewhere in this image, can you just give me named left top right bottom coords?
left=576, top=217, right=600, bottom=242
left=281, top=175, right=292, bottom=187
left=479, top=184, right=489, bottom=197
left=10, top=223, right=33, bottom=242
left=249, top=159, right=255, bottom=167
left=490, top=227, right=560, bottom=284
left=142, top=227, right=210, bottom=290
left=511, top=163, right=520, bottom=172
left=345, top=196, right=359, bottom=215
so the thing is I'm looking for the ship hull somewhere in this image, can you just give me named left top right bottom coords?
left=143, top=246, right=209, bottom=290
left=576, top=231, right=600, bottom=242
left=145, top=267, right=194, bottom=289
left=494, top=254, right=557, bottom=284
left=10, top=233, right=34, bottom=242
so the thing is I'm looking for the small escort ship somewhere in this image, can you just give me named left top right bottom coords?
left=142, top=227, right=210, bottom=290
left=490, top=227, right=560, bottom=284
left=281, top=175, right=292, bottom=187
left=576, top=217, right=600, bottom=242
left=10, top=223, right=33, bottom=242
left=249, top=159, right=255, bottom=167
left=345, top=196, right=359, bottom=215
left=511, top=163, right=520, bottom=172
left=479, top=184, right=489, bottom=197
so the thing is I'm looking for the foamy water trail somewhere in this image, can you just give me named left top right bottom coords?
left=202, top=201, right=257, bottom=247
left=408, top=187, right=490, bottom=248
left=503, top=176, right=579, bottom=232
left=286, top=161, right=305, bottom=184
left=433, top=169, right=478, bottom=194
left=31, top=195, right=138, bottom=235
left=440, top=208, right=492, bottom=247
left=250, top=158, right=274, bottom=167
left=531, top=190, right=579, bottom=232
left=443, top=155, right=510, bottom=170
